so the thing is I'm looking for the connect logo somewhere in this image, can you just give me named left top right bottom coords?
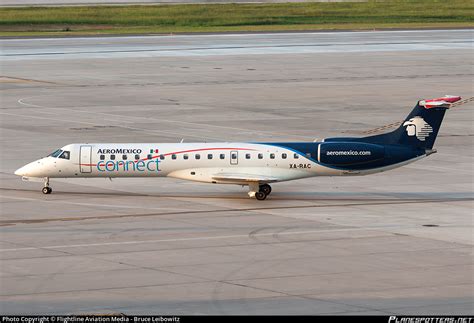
left=403, top=116, right=433, bottom=141
left=97, top=159, right=160, bottom=172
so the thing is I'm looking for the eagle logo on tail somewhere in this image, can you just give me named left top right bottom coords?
left=403, top=117, right=433, bottom=141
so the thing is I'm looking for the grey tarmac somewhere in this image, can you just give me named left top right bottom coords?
left=0, top=30, right=473, bottom=315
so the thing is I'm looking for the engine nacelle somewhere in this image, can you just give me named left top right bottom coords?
left=318, top=142, right=385, bottom=166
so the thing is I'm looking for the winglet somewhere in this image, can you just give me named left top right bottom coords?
left=420, top=95, right=461, bottom=109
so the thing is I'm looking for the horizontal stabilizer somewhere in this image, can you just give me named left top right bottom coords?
left=420, top=95, right=461, bottom=109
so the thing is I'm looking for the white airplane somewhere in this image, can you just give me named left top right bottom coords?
left=14, top=96, right=460, bottom=200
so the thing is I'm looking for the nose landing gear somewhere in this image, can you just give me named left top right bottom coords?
left=42, top=187, right=52, bottom=194
left=42, top=178, right=52, bottom=194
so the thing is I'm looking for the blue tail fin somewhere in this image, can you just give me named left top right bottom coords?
left=363, top=96, right=461, bottom=150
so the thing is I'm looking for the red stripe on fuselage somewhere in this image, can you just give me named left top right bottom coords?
left=77, top=147, right=255, bottom=166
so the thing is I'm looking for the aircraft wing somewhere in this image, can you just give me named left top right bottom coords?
left=212, top=173, right=279, bottom=183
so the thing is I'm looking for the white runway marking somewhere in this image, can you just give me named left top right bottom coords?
left=2, top=30, right=471, bottom=61
left=0, top=228, right=380, bottom=252
left=0, top=110, right=224, bottom=141
left=1, top=29, right=471, bottom=42
left=0, top=194, right=190, bottom=212
left=17, top=98, right=44, bottom=108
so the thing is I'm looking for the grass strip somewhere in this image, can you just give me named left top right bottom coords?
left=0, top=0, right=472, bottom=36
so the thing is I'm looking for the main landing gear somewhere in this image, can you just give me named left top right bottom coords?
left=42, top=177, right=52, bottom=194
left=249, top=183, right=272, bottom=201
left=259, top=184, right=272, bottom=196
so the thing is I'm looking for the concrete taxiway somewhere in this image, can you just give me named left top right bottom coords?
left=0, top=30, right=473, bottom=314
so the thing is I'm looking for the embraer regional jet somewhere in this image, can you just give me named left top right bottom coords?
left=15, top=95, right=460, bottom=200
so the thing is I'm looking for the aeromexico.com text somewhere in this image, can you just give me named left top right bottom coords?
left=326, top=150, right=372, bottom=156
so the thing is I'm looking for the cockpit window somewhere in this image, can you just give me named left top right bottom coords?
left=58, top=151, right=70, bottom=160
left=48, top=149, right=62, bottom=158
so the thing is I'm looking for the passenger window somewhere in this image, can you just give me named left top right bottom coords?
left=231, top=153, right=237, bottom=159
left=195, top=154, right=200, bottom=160
left=183, top=154, right=189, bottom=160
left=135, top=154, right=140, bottom=160
left=147, top=154, right=152, bottom=160
left=220, top=154, right=225, bottom=159
left=294, top=153, right=299, bottom=159
left=270, top=153, right=275, bottom=159
left=306, top=153, right=312, bottom=158
left=245, top=153, right=251, bottom=159
left=208, top=154, right=213, bottom=159
left=59, top=151, right=70, bottom=160
left=282, top=153, right=287, bottom=159
left=258, top=153, right=263, bottom=159
left=122, top=155, right=127, bottom=160
left=160, top=154, right=165, bottom=160
left=100, top=155, right=105, bottom=160
left=172, top=154, right=177, bottom=160
left=110, top=155, right=116, bottom=160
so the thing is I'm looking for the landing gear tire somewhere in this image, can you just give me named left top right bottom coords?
left=259, top=184, right=272, bottom=196
left=42, top=187, right=52, bottom=194
left=255, top=191, right=267, bottom=201
left=42, top=177, right=51, bottom=194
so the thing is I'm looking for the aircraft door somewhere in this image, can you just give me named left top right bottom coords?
left=80, top=145, right=92, bottom=173
left=230, top=151, right=238, bottom=165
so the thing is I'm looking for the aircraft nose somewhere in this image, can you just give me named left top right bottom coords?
left=14, top=166, right=26, bottom=176
left=14, top=160, right=43, bottom=177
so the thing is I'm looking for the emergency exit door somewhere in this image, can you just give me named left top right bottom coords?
left=80, top=145, right=92, bottom=173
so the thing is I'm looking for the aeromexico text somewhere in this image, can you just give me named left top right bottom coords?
left=97, top=148, right=143, bottom=154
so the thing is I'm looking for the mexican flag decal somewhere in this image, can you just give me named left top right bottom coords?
left=149, top=149, right=159, bottom=154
